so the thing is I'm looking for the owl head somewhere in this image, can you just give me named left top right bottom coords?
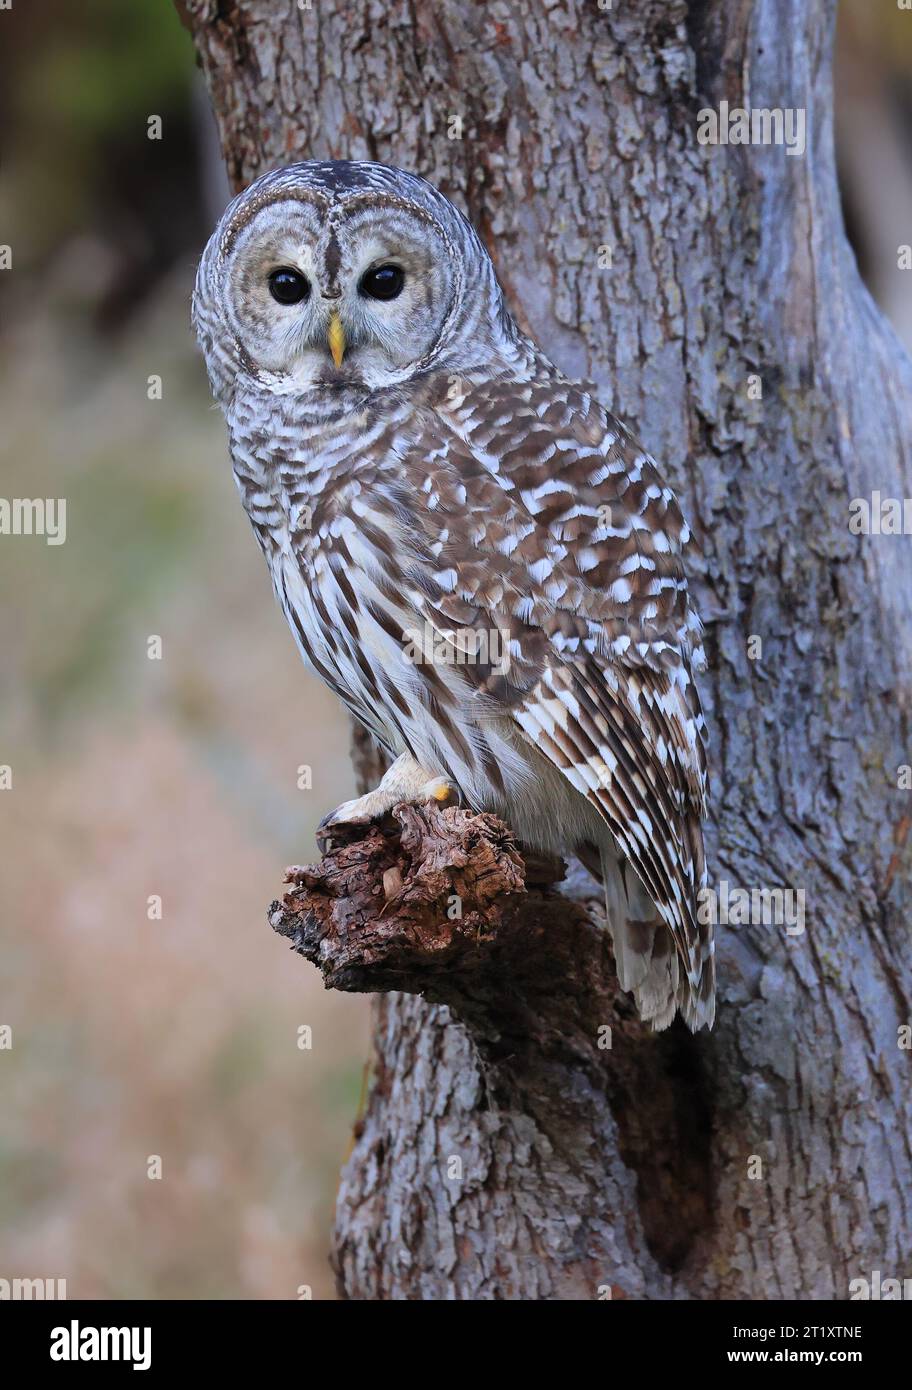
left=194, top=160, right=517, bottom=402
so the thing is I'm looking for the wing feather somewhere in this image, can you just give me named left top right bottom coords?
left=315, top=365, right=713, bottom=1023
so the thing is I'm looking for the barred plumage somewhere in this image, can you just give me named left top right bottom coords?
left=194, top=159, right=714, bottom=1030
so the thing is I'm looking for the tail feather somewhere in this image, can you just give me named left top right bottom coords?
left=593, top=842, right=714, bottom=1032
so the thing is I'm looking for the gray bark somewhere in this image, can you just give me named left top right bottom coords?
left=179, top=0, right=912, bottom=1299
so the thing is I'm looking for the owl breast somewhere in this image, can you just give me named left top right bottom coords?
left=224, top=386, right=556, bottom=830
left=227, top=390, right=418, bottom=752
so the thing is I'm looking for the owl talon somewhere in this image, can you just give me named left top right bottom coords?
left=315, top=763, right=461, bottom=853
left=317, top=801, right=372, bottom=832
left=419, top=777, right=460, bottom=809
left=315, top=799, right=391, bottom=853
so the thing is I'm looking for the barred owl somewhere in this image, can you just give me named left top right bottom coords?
left=194, top=160, right=714, bottom=1031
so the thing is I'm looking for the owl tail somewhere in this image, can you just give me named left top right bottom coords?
left=593, top=843, right=714, bottom=1033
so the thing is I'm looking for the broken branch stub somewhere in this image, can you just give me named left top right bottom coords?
left=267, top=803, right=606, bottom=1041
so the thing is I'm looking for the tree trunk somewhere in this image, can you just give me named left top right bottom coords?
left=178, top=0, right=912, bottom=1299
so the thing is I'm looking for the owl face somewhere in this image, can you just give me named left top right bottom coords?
left=195, top=161, right=512, bottom=399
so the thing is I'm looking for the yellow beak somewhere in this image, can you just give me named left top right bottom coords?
left=328, top=311, right=346, bottom=368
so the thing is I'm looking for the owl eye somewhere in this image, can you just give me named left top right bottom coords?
left=268, top=268, right=310, bottom=305
left=359, top=264, right=404, bottom=301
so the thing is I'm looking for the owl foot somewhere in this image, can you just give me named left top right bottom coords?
left=317, top=752, right=459, bottom=850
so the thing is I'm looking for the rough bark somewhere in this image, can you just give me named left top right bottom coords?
left=179, top=0, right=912, bottom=1299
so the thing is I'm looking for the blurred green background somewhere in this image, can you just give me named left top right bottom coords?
left=0, top=0, right=909, bottom=1299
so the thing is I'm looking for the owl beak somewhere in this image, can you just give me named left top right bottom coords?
left=327, top=311, right=346, bottom=368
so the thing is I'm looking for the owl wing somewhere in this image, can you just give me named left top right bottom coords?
left=295, top=369, right=711, bottom=1023
left=391, top=371, right=711, bottom=1016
